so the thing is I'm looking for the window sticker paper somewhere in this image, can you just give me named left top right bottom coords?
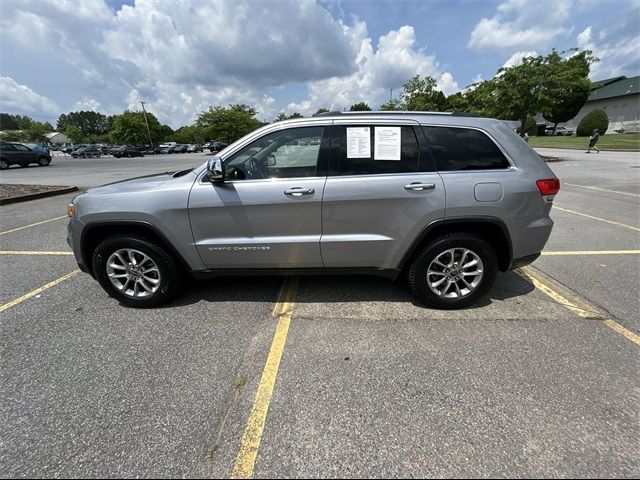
left=346, top=127, right=371, bottom=158
left=374, top=126, right=401, bottom=160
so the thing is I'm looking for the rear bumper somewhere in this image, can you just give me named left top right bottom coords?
left=508, top=253, right=540, bottom=270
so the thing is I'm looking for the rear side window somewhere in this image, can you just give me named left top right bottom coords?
left=336, top=125, right=419, bottom=175
left=422, top=126, right=510, bottom=171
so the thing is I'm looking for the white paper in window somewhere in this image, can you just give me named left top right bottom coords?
left=346, top=127, right=371, bottom=158
left=374, top=126, right=401, bottom=160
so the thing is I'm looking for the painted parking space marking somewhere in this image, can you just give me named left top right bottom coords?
left=0, top=215, right=67, bottom=236
left=564, top=182, right=640, bottom=198
left=231, top=277, right=299, bottom=479
left=517, top=267, right=640, bottom=347
left=0, top=250, right=74, bottom=256
left=553, top=206, right=640, bottom=233
left=541, top=250, right=640, bottom=256
left=0, top=270, right=80, bottom=314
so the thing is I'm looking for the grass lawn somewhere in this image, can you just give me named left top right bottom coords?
left=529, top=134, right=640, bottom=150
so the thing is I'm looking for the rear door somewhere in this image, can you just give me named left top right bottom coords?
left=189, top=124, right=330, bottom=269
left=321, top=120, right=446, bottom=269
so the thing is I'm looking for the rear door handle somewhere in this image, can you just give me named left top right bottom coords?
left=404, top=182, right=436, bottom=191
left=284, top=187, right=315, bottom=196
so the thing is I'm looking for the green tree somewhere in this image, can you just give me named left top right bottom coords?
left=492, top=49, right=596, bottom=131
left=274, top=112, right=303, bottom=122
left=445, top=92, right=469, bottom=112
left=379, top=98, right=404, bottom=111
left=315, top=108, right=330, bottom=115
left=57, top=111, right=110, bottom=135
left=541, top=50, right=592, bottom=132
left=171, top=125, right=205, bottom=144
left=158, top=124, right=174, bottom=142
left=64, top=125, right=85, bottom=144
left=196, top=104, right=261, bottom=143
left=400, top=75, right=448, bottom=111
left=23, top=122, right=52, bottom=142
left=109, top=110, right=162, bottom=145
left=349, top=102, right=372, bottom=111
left=576, top=108, right=609, bottom=136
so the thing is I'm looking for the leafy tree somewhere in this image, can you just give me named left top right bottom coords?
left=401, top=75, right=448, bottom=111
left=315, top=108, right=330, bottom=114
left=0, top=131, right=22, bottom=141
left=57, top=111, right=110, bottom=135
left=158, top=124, right=174, bottom=142
left=349, top=102, right=372, bottom=111
left=171, top=125, right=205, bottom=144
left=492, top=49, right=596, bottom=132
left=379, top=98, right=404, bottom=111
left=109, top=110, right=162, bottom=145
left=577, top=108, right=609, bottom=136
left=64, top=125, right=85, bottom=144
left=445, top=92, right=469, bottom=112
left=541, top=50, right=592, bottom=132
left=196, top=104, right=261, bottom=143
left=274, top=112, right=303, bottom=122
left=23, top=122, right=53, bottom=142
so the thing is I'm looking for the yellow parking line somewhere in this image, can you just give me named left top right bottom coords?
left=542, top=250, right=640, bottom=256
left=231, top=277, right=299, bottom=479
left=0, top=270, right=80, bottom=314
left=0, top=215, right=67, bottom=236
left=0, top=250, right=73, bottom=255
left=564, top=183, right=640, bottom=198
left=517, top=268, right=640, bottom=346
left=553, top=206, right=640, bottom=233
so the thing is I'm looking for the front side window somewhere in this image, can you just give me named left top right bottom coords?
left=224, top=126, right=324, bottom=180
left=336, top=125, right=419, bottom=175
left=422, top=126, right=510, bottom=171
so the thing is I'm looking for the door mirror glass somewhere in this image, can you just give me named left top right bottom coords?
left=207, top=156, right=224, bottom=182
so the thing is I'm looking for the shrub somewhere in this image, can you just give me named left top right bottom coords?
left=577, top=109, right=609, bottom=136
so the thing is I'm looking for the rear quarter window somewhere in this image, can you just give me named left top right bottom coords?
left=422, top=126, right=510, bottom=171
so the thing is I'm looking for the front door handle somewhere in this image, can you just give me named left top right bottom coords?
left=284, top=187, right=315, bottom=197
left=404, top=182, right=436, bottom=191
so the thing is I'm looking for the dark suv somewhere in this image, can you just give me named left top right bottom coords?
left=0, top=142, right=52, bottom=169
left=113, top=145, right=145, bottom=158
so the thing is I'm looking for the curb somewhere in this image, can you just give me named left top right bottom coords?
left=0, top=186, right=79, bottom=206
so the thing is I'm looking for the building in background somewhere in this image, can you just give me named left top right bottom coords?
left=565, top=76, right=640, bottom=134
left=45, top=132, right=71, bottom=145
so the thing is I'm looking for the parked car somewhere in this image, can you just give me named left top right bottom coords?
left=71, top=146, right=102, bottom=158
left=187, top=144, right=203, bottom=153
left=545, top=126, right=573, bottom=136
left=67, top=111, right=559, bottom=308
left=0, top=141, right=52, bottom=169
left=169, top=144, right=188, bottom=153
left=25, top=143, right=51, bottom=154
left=113, top=145, right=145, bottom=158
left=209, top=141, right=228, bottom=153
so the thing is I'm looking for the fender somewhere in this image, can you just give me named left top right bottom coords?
left=397, top=216, right=514, bottom=272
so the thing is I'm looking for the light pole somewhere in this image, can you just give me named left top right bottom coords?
left=140, top=101, right=154, bottom=149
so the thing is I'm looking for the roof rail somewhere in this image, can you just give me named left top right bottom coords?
left=312, top=110, right=483, bottom=117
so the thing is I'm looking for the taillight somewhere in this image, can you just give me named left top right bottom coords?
left=536, top=178, right=560, bottom=196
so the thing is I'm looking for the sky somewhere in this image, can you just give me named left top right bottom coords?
left=0, top=0, right=638, bottom=128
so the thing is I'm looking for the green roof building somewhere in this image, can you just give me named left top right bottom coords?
left=565, top=75, right=640, bottom=134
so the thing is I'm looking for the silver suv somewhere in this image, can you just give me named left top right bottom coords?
left=67, top=112, right=559, bottom=309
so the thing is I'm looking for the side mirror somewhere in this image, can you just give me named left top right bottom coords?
left=207, top=156, right=224, bottom=183
left=266, top=154, right=276, bottom=167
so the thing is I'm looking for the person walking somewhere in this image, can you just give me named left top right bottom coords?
left=586, top=129, right=600, bottom=153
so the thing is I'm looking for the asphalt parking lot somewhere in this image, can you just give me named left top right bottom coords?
left=0, top=148, right=638, bottom=477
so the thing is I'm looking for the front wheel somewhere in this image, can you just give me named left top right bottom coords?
left=408, top=233, right=498, bottom=309
left=0, top=159, right=8, bottom=169
left=38, top=157, right=50, bottom=166
left=92, top=235, right=183, bottom=307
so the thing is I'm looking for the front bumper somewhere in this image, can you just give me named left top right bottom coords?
left=67, top=216, right=89, bottom=273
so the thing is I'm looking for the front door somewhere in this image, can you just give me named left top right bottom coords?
left=189, top=125, right=330, bottom=269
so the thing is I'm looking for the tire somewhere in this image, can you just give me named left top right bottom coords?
left=38, top=157, right=50, bottom=166
left=408, top=233, right=498, bottom=309
left=0, top=159, right=8, bottom=170
left=92, top=234, right=183, bottom=308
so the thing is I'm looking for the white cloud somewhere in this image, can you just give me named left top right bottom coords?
left=469, top=0, right=573, bottom=51
left=501, top=50, right=538, bottom=69
left=286, top=25, right=459, bottom=115
left=0, top=76, right=60, bottom=117
left=577, top=21, right=640, bottom=79
left=72, top=98, right=102, bottom=112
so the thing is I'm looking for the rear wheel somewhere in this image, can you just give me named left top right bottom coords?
left=408, top=233, right=498, bottom=309
left=38, top=157, right=50, bottom=166
left=0, top=159, right=8, bottom=169
left=92, top=235, right=183, bottom=307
